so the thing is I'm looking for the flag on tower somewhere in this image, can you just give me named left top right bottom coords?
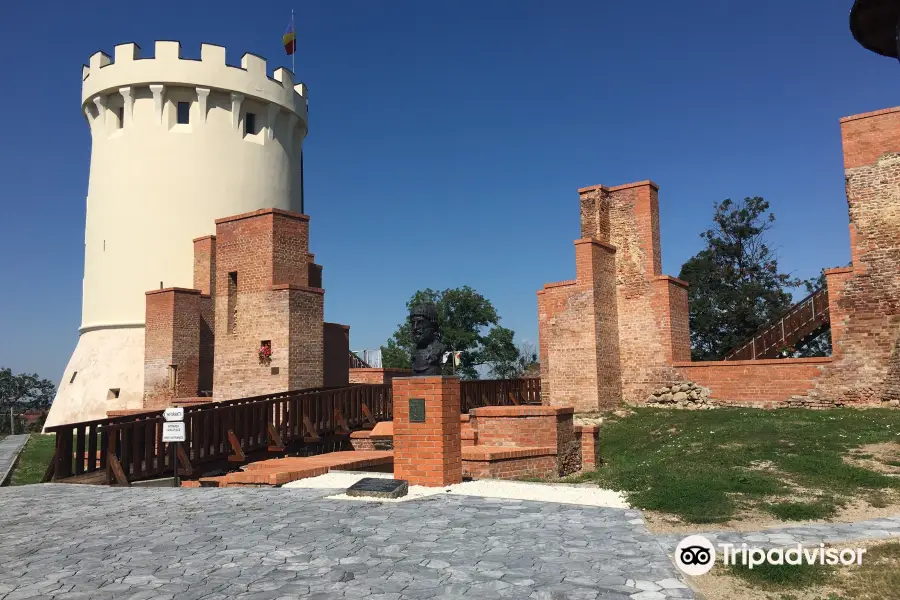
left=283, top=19, right=297, bottom=55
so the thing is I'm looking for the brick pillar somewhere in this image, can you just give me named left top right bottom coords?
left=824, top=266, right=854, bottom=356
left=193, top=235, right=216, bottom=296
left=193, top=236, right=216, bottom=393
left=651, top=276, right=691, bottom=363
left=144, top=288, right=201, bottom=409
left=540, top=238, right=621, bottom=412
left=212, top=209, right=324, bottom=400
left=393, top=376, right=462, bottom=487
left=577, top=425, right=599, bottom=470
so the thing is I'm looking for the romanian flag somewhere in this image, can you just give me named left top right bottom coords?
left=283, top=19, right=296, bottom=55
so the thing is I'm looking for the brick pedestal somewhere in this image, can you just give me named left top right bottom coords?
left=392, top=376, right=462, bottom=487
left=576, top=425, right=599, bottom=470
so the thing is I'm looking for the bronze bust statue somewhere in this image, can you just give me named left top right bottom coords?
left=409, top=302, right=446, bottom=376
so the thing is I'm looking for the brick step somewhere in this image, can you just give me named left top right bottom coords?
left=188, top=450, right=393, bottom=488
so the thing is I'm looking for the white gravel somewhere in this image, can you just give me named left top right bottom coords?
left=283, top=471, right=630, bottom=508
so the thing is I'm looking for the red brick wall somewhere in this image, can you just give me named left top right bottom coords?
left=144, top=288, right=201, bottom=408
left=212, top=208, right=324, bottom=399
left=348, top=368, right=412, bottom=384
left=652, top=276, right=691, bottom=363
left=392, top=376, right=462, bottom=486
left=323, top=322, right=350, bottom=387
left=308, top=263, right=323, bottom=289
left=287, top=288, right=325, bottom=390
left=198, top=295, right=214, bottom=393
left=806, top=108, right=900, bottom=406
left=605, top=182, right=685, bottom=404
left=575, top=425, right=599, bottom=470
left=471, top=406, right=573, bottom=448
left=824, top=267, right=853, bottom=356
left=462, top=454, right=557, bottom=479
left=193, top=237, right=216, bottom=394
left=537, top=238, right=622, bottom=411
left=674, top=358, right=832, bottom=407
left=193, top=235, right=216, bottom=296
left=469, top=405, right=576, bottom=475
left=840, top=107, right=900, bottom=170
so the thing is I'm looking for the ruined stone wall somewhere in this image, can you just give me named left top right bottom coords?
left=212, top=208, right=324, bottom=399
left=537, top=238, right=621, bottom=411
left=806, top=108, right=900, bottom=406
left=143, top=288, right=201, bottom=409
left=537, top=106, right=900, bottom=410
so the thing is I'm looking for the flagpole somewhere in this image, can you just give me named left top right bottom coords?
left=291, top=8, right=304, bottom=214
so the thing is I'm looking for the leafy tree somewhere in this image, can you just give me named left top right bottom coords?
left=380, top=339, right=410, bottom=370
left=380, top=286, right=525, bottom=379
left=0, top=367, right=55, bottom=434
left=678, top=197, right=800, bottom=360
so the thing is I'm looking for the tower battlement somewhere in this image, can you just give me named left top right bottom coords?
left=82, top=41, right=308, bottom=123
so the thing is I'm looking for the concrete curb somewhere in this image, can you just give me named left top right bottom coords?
left=0, top=434, right=31, bottom=486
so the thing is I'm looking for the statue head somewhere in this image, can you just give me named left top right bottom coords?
left=410, top=302, right=439, bottom=348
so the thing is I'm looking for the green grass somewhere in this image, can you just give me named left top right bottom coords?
left=8, top=434, right=55, bottom=486
left=765, top=498, right=841, bottom=521
left=573, top=408, right=900, bottom=523
left=727, top=561, right=835, bottom=589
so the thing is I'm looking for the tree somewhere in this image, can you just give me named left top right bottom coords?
left=380, top=286, right=526, bottom=379
left=0, top=367, right=56, bottom=434
left=678, top=197, right=800, bottom=360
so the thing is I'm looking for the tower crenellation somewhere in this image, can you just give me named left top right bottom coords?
left=45, top=39, right=311, bottom=429
left=82, top=41, right=308, bottom=128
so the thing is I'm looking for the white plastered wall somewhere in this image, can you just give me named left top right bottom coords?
left=46, top=41, right=308, bottom=428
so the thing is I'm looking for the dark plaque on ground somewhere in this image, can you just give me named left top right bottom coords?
left=346, top=478, right=409, bottom=499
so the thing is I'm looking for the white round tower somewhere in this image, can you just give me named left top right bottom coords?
left=46, top=41, right=308, bottom=427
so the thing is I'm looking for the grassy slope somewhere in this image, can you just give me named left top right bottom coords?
left=574, top=408, right=900, bottom=523
left=8, top=434, right=55, bottom=486
left=725, top=539, right=900, bottom=600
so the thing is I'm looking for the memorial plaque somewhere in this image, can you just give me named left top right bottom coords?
left=346, top=477, right=409, bottom=499
left=409, top=398, right=425, bottom=423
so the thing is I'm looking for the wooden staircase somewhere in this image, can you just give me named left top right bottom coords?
left=349, top=351, right=371, bottom=369
left=724, top=287, right=830, bottom=360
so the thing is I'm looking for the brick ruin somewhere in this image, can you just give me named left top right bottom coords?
left=539, top=105, right=900, bottom=410
left=140, top=208, right=352, bottom=411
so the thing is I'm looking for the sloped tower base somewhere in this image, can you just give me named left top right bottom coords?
left=44, top=327, right=145, bottom=429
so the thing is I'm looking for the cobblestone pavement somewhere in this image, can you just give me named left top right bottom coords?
left=0, top=484, right=693, bottom=600
left=0, top=435, right=29, bottom=485
left=658, top=515, right=900, bottom=552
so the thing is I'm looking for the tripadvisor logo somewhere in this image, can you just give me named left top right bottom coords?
left=675, top=535, right=716, bottom=576
left=674, top=535, right=867, bottom=576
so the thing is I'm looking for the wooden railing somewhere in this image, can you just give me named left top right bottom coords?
left=724, top=287, right=831, bottom=360
left=349, top=351, right=371, bottom=369
left=460, top=378, right=542, bottom=413
left=45, top=377, right=544, bottom=484
left=45, top=384, right=392, bottom=485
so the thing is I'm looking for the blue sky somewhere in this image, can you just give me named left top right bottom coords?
left=1, top=0, right=898, bottom=383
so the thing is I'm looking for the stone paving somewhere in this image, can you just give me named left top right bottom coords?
left=0, top=484, right=693, bottom=600
left=657, top=515, right=900, bottom=552
left=0, top=434, right=29, bottom=485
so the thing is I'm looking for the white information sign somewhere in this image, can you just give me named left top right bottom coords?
left=162, top=422, right=186, bottom=442
left=163, top=407, right=184, bottom=422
